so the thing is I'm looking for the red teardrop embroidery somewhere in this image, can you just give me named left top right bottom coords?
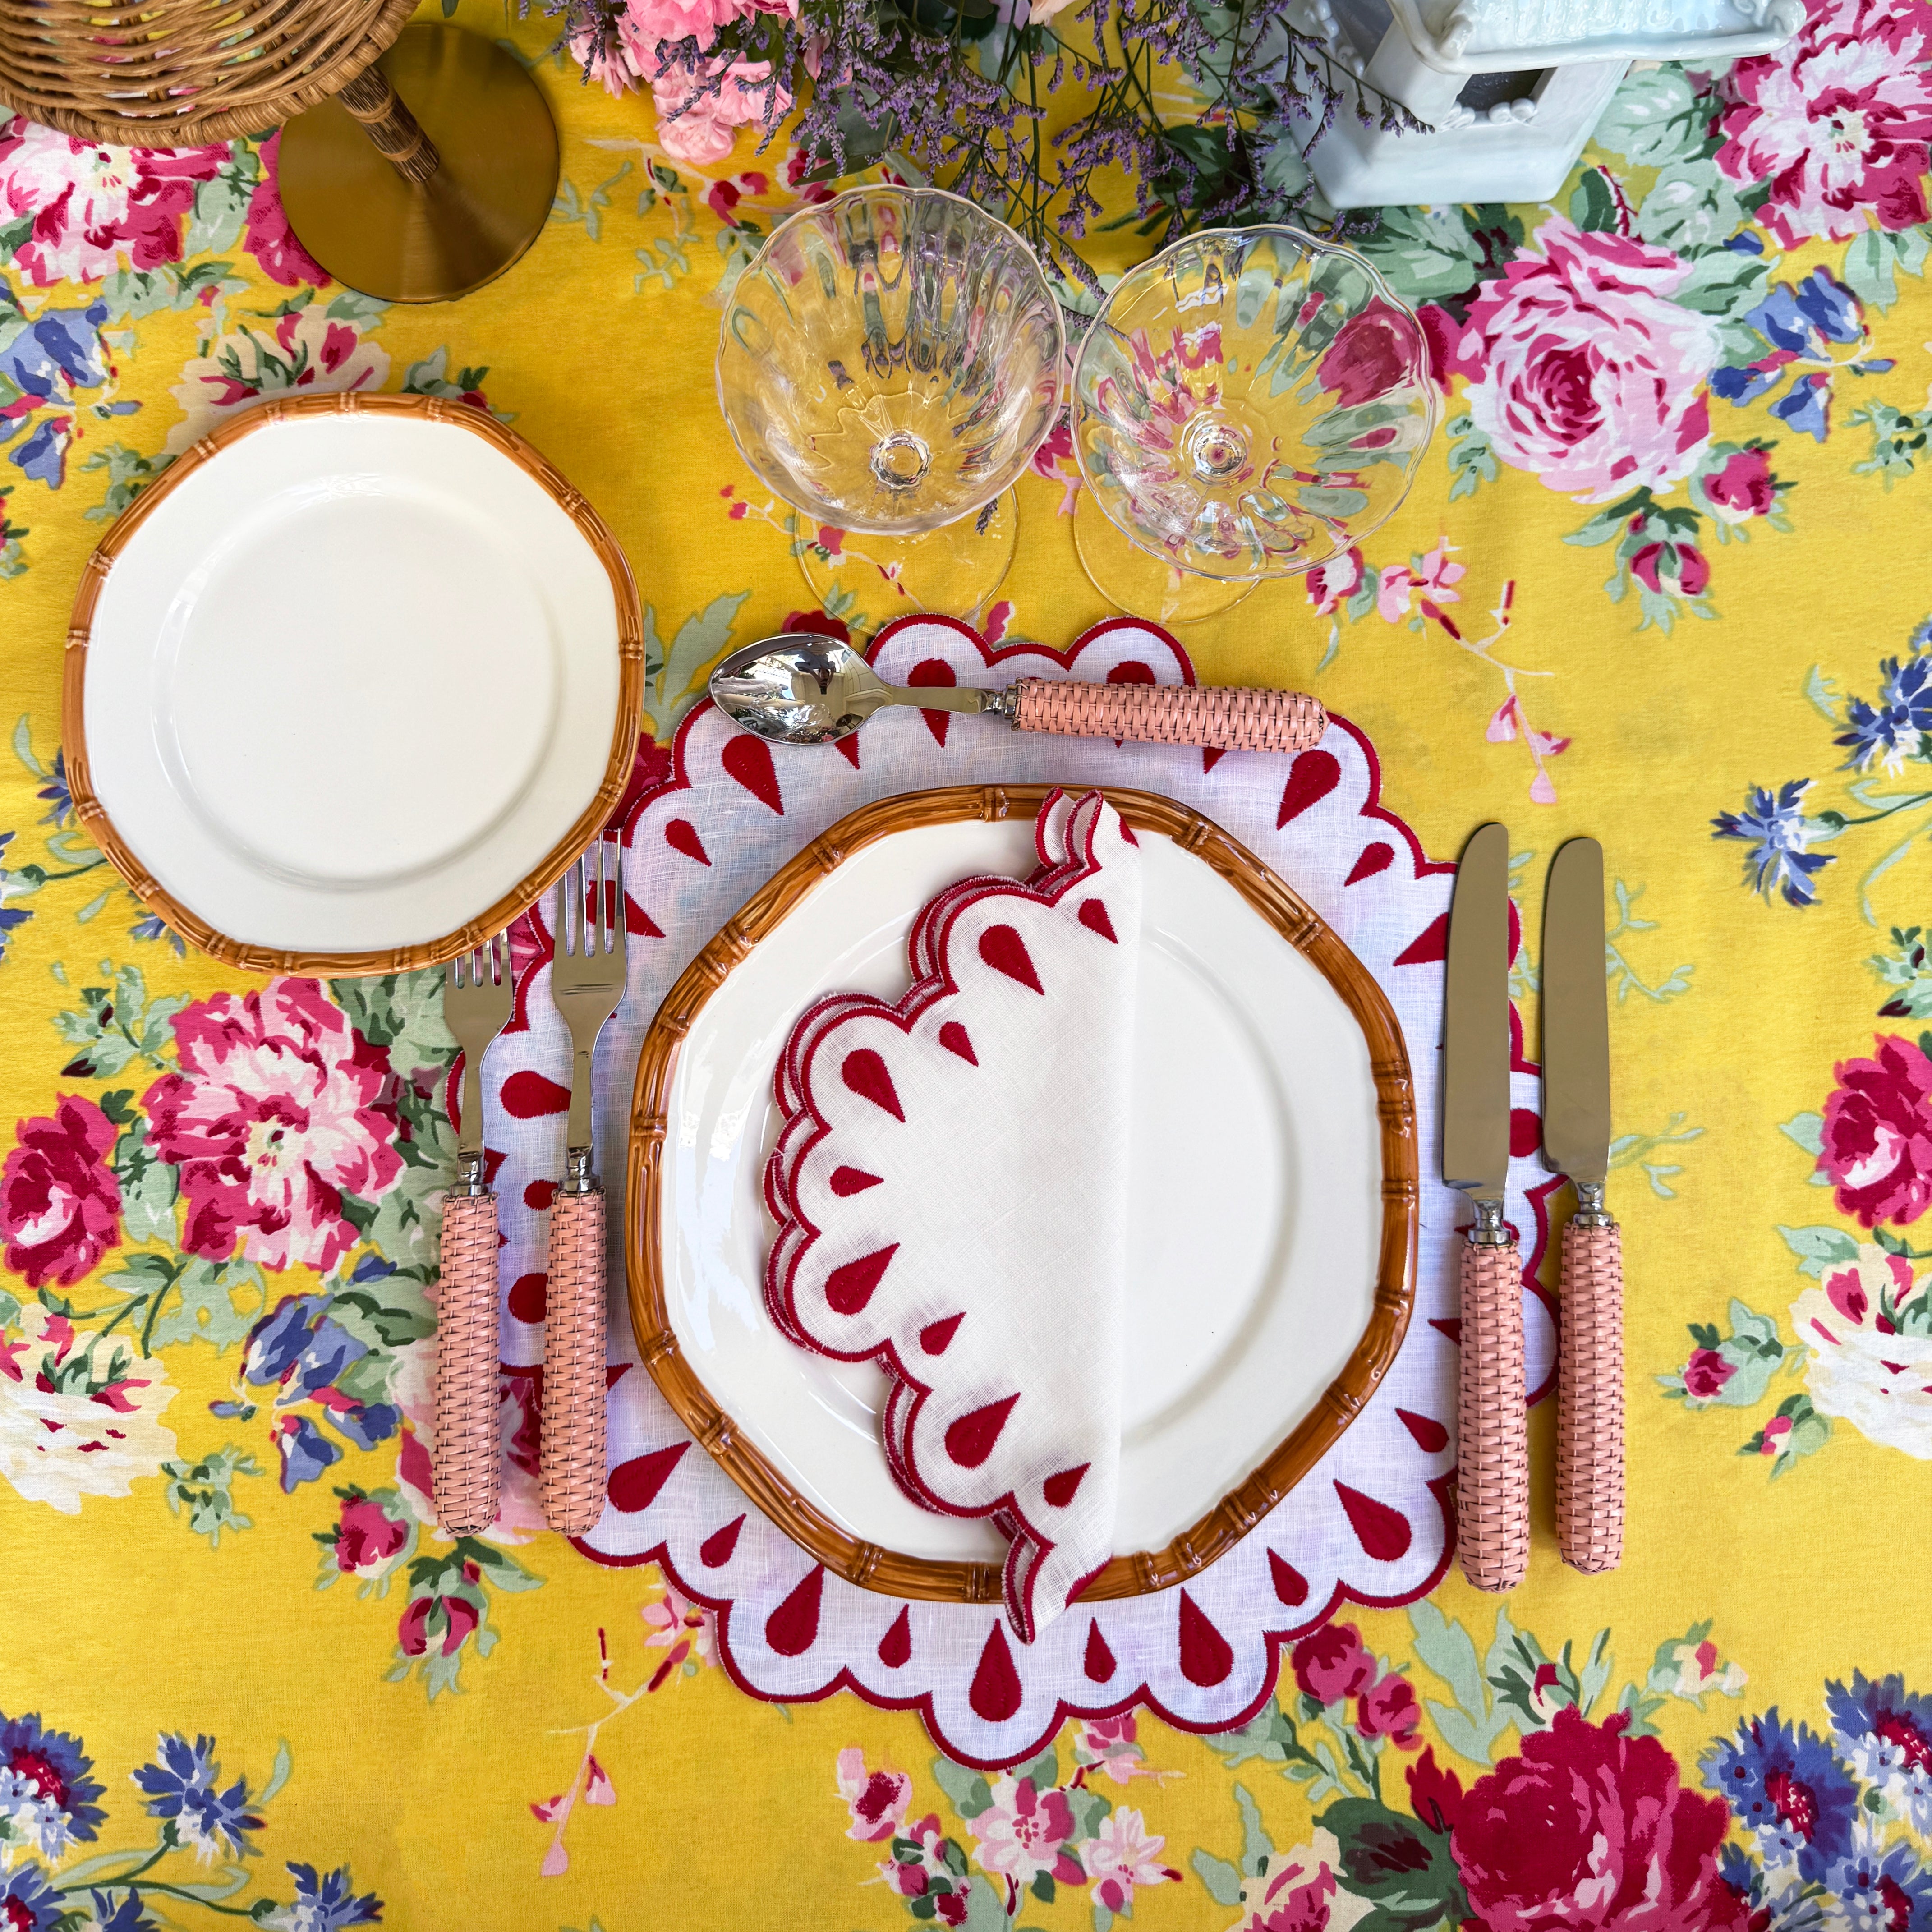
left=938, top=1022, right=977, bottom=1064
left=1346, top=841, right=1394, bottom=886
left=836, top=735, right=862, bottom=771
left=829, top=1166, right=883, bottom=1196
left=1277, top=749, right=1340, bottom=829
left=945, top=1392, right=1018, bottom=1468
left=664, top=818, right=710, bottom=865
left=699, top=1513, right=744, bottom=1566
left=524, top=1179, right=556, bottom=1212
left=1394, top=912, right=1451, bottom=967
left=825, top=1245, right=897, bottom=1316
left=764, top=1565, right=824, bottom=1656
left=1268, top=1550, right=1309, bottom=1606
left=878, top=1606, right=912, bottom=1668
left=979, top=925, right=1044, bottom=994
left=1511, top=1108, right=1542, bottom=1157
left=622, top=892, right=663, bottom=938
left=1335, top=1482, right=1412, bottom=1562
left=507, top=1273, right=547, bottom=1324
left=1077, top=899, right=1118, bottom=943
left=920, top=1313, right=963, bottom=1355
left=721, top=733, right=785, bottom=815
left=1431, top=1317, right=1463, bottom=1346
left=1084, top=1620, right=1116, bottom=1681
left=501, top=1071, right=570, bottom=1118
left=969, top=1622, right=1022, bottom=1721
left=1398, top=1409, right=1449, bottom=1454
left=1201, top=746, right=1226, bottom=776
left=1041, top=1463, right=1088, bottom=1509
left=907, top=658, right=957, bottom=749
left=1107, top=660, right=1156, bottom=685
left=1178, top=1589, right=1233, bottom=1686
left=606, top=1441, right=689, bottom=1513
left=842, top=1049, right=904, bottom=1120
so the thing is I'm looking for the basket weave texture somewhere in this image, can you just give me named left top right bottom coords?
left=0, top=0, right=418, bottom=147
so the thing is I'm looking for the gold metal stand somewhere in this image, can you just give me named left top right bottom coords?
left=278, top=23, right=559, bottom=305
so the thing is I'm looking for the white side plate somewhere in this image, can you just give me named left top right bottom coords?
left=83, top=409, right=622, bottom=954
left=655, top=816, right=1385, bottom=1564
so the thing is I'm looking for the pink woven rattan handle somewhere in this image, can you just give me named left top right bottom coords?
left=433, top=1191, right=501, bottom=1536
left=1012, top=679, right=1326, bottom=753
left=1557, top=1219, right=1624, bottom=1573
left=1457, top=1237, right=1528, bottom=1592
left=540, top=1187, right=608, bottom=1536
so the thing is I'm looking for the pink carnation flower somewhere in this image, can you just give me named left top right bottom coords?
left=650, top=57, right=791, bottom=164
left=1716, top=0, right=1932, bottom=249
left=1451, top=217, right=1716, bottom=504
left=143, top=978, right=400, bottom=1273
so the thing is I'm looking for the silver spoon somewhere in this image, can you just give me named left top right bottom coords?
left=708, top=634, right=1328, bottom=755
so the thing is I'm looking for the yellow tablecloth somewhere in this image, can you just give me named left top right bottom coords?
left=3, top=5, right=1931, bottom=1925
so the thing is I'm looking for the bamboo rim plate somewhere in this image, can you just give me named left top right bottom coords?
left=64, top=391, right=644, bottom=975
left=629, top=783, right=1417, bottom=1605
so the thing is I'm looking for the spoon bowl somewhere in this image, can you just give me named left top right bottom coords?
left=709, top=634, right=994, bottom=746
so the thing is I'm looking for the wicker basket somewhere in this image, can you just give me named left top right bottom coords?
left=0, top=0, right=419, bottom=147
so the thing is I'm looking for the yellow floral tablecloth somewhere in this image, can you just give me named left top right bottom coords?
left=3, top=4, right=1932, bottom=1926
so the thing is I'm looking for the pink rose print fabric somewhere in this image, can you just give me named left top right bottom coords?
left=765, top=790, right=1143, bottom=1641
left=1449, top=216, right=1717, bottom=504
left=142, top=978, right=403, bottom=1273
left=0, top=1095, right=123, bottom=1289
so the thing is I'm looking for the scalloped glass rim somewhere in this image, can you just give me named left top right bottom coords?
left=714, top=184, right=1067, bottom=538
left=1070, top=225, right=1438, bottom=584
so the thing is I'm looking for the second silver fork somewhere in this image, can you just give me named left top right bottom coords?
left=541, top=839, right=627, bottom=1535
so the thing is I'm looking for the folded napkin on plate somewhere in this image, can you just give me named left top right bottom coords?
left=764, top=789, right=1142, bottom=1640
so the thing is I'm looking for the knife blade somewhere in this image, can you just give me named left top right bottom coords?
left=1542, top=836, right=1624, bottom=1576
left=1444, top=821, right=1527, bottom=1592
left=1444, top=821, right=1511, bottom=1210
left=1543, top=837, right=1611, bottom=1188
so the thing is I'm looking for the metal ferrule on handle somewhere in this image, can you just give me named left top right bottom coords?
left=1009, top=678, right=1327, bottom=754
left=1457, top=1204, right=1528, bottom=1593
left=1558, top=1187, right=1624, bottom=1573
left=433, top=1178, right=501, bottom=1536
left=540, top=1178, right=607, bottom=1535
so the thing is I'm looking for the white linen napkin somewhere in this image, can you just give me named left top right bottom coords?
left=764, top=789, right=1142, bottom=1639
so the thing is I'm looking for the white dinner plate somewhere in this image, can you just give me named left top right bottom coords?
left=634, top=786, right=1413, bottom=1593
left=69, top=393, right=640, bottom=968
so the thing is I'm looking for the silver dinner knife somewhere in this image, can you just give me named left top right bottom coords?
left=1542, top=836, right=1622, bottom=1573
left=1444, top=822, right=1527, bottom=1592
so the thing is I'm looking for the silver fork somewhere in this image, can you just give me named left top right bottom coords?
left=436, top=931, right=514, bottom=1536
left=540, top=840, right=627, bottom=1535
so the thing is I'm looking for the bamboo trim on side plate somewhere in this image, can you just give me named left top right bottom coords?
left=62, top=390, right=645, bottom=979
left=627, top=782, right=1419, bottom=1606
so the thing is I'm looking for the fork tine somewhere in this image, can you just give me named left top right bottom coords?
left=596, top=840, right=612, bottom=956
left=610, top=843, right=627, bottom=960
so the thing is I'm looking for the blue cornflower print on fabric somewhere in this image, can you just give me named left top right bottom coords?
left=34, top=749, right=71, bottom=828
left=263, top=1862, right=382, bottom=1931
left=0, top=303, right=108, bottom=402
left=272, top=1414, right=342, bottom=1492
left=1771, top=371, right=1832, bottom=442
left=1712, top=781, right=1837, bottom=907
left=1827, top=1671, right=1932, bottom=1833
left=326, top=1402, right=400, bottom=1451
left=82, top=1891, right=159, bottom=1932
left=1710, top=360, right=1787, bottom=406
left=1702, top=1709, right=1859, bottom=1881
left=8, top=418, right=71, bottom=489
left=0, top=1863, right=61, bottom=1932
left=130, top=1734, right=262, bottom=1862
left=1838, top=659, right=1932, bottom=772
left=0, top=1711, right=106, bottom=1862
left=1827, top=1839, right=1932, bottom=1932
left=0, top=833, right=33, bottom=965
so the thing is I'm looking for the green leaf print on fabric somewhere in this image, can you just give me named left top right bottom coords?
left=161, top=1443, right=260, bottom=1547
left=643, top=591, right=752, bottom=736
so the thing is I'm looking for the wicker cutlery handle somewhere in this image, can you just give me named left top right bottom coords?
left=1012, top=679, right=1326, bottom=753
left=1457, top=1237, right=1528, bottom=1592
left=541, top=1187, right=608, bottom=1536
left=1558, top=1218, right=1624, bottom=1573
left=434, top=1191, right=501, bottom=1536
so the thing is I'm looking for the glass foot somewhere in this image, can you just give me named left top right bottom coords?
left=799, top=491, right=1019, bottom=640
left=1073, top=483, right=1256, bottom=628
